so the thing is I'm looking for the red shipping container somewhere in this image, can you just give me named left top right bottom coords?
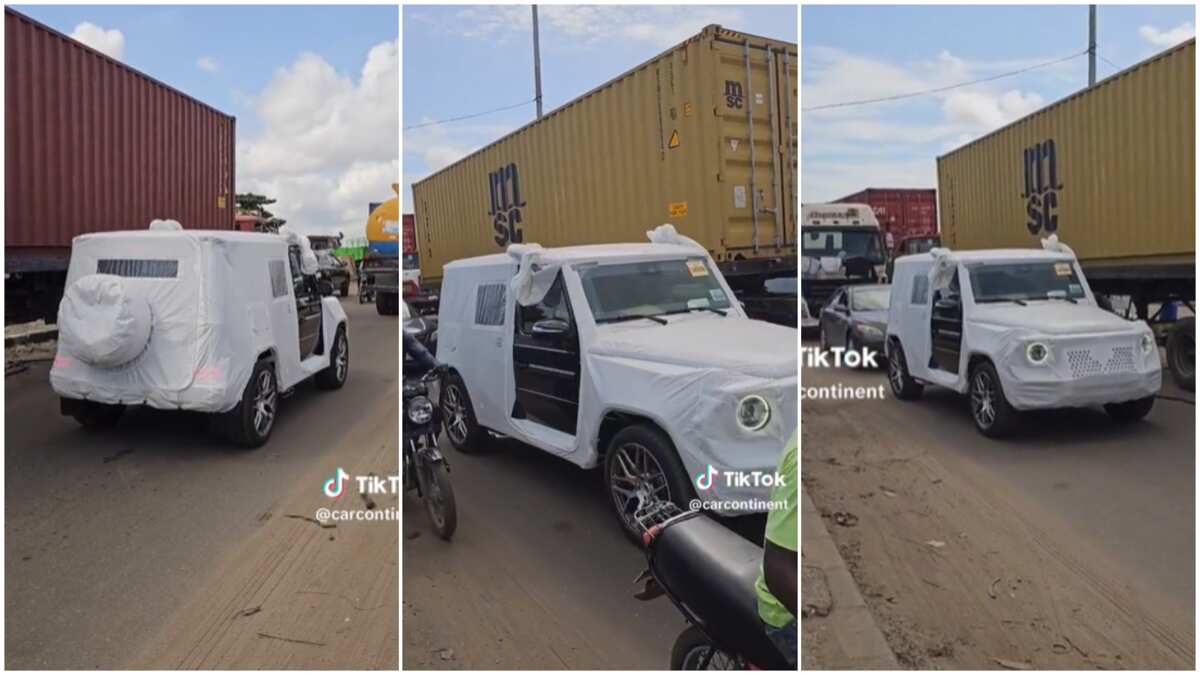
left=836, top=188, right=937, bottom=251
left=402, top=214, right=416, bottom=255
left=4, top=7, right=236, bottom=271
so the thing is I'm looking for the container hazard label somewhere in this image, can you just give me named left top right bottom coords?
left=668, top=130, right=680, bottom=149
left=217, top=195, right=226, bottom=209
left=668, top=201, right=688, bottom=217
left=734, top=186, right=746, bottom=209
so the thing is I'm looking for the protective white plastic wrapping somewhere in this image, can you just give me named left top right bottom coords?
left=58, top=274, right=153, bottom=368
left=50, top=228, right=346, bottom=413
left=279, top=225, right=319, bottom=275
left=440, top=240, right=798, bottom=515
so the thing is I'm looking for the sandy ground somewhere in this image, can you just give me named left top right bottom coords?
left=6, top=293, right=398, bottom=668
left=802, top=351, right=1194, bottom=669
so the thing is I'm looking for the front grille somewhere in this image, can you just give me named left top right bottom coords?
left=1065, top=344, right=1136, bottom=379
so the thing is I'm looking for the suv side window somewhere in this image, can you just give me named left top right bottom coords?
left=911, top=275, right=929, bottom=305
left=288, top=246, right=314, bottom=297
left=518, top=274, right=572, bottom=335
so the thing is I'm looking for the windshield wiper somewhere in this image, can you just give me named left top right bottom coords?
left=664, top=306, right=728, bottom=318
left=597, top=313, right=668, bottom=325
left=979, top=298, right=1027, bottom=306
left=1044, top=295, right=1078, bottom=304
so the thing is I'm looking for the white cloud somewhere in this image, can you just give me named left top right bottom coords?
left=69, top=22, right=125, bottom=59
left=196, top=56, right=219, bottom=73
left=236, top=40, right=399, bottom=239
left=942, top=89, right=1043, bottom=129
left=1139, top=22, right=1195, bottom=47
left=434, top=5, right=744, bottom=49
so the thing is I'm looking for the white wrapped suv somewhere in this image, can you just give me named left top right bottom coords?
left=885, top=239, right=1161, bottom=437
left=435, top=226, right=797, bottom=540
left=50, top=223, right=349, bottom=447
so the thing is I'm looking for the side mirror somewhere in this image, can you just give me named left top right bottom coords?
left=317, top=279, right=335, bottom=296
left=531, top=318, right=569, bottom=336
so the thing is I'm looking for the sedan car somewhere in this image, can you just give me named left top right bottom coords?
left=403, top=300, right=437, bottom=353
left=818, top=284, right=890, bottom=364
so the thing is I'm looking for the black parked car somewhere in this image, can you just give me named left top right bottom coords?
left=316, top=251, right=350, bottom=297
left=818, top=284, right=890, bottom=365
left=403, top=300, right=437, bottom=354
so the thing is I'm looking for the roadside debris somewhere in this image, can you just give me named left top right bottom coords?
left=256, top=632, right=326, bottom=647
left=832, top=511, right=858, bottom=527
left=924, top=539, right=946, bottom=549
left=991, top=657, right=1032, bottom=670
left=235, top=606, right=262, bottom=618
left=284, top=514, right=336, bottom=529
left=988, top=577, right=1001, bottom=599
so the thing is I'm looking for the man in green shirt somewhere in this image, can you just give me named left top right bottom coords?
left=755, top=429, right=797, bottom=667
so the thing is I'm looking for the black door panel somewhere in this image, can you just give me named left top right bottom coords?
left=513, top=275, right=581, bottom=435
left=290, top=247, right=323, bottom=359
left=930, top=276, right=962, bottom=374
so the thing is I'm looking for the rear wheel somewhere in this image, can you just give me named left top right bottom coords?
left=1167, top=318, right=1194, bottom=391
left=315, top=325, right=349, bottom=389
left=969, top=361, right=1018, bottom=438
left=226, top=360, right=277, bottom=448
left=1105, top=396, right=1156, bottom=423
left=670, top=625, right=741, bottom=670
left=886, top=340, right=923, bottom=400
left=440, top=373, right=487, bottom=453
left=604, top=424, right=693, bottom=545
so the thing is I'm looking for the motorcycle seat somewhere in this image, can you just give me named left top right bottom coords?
left=651, top=513, right=790, bottom=669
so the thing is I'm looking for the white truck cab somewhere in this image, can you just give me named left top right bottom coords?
left=885, top=239, right=1161, bottom=437
left=801, top=203, right=889, bottom=317
left=50, top=224, right=349, bottom=447
left=435, top=226, right=797, bottom=540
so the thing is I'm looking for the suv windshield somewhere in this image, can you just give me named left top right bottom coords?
left=578, top=258, right=732, bottom=322
left=968, top=261, right=1087, bottom=303
left=801, top=228, right=885, bottom=264
left=851, top=286, right=890, bottom=311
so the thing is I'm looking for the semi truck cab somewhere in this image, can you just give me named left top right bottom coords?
left=800, top=203, right=888, bottom=317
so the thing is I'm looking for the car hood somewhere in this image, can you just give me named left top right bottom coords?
left=590, top=316, right=797, bottom=379
left=972, top=301, right=1142, bottom=335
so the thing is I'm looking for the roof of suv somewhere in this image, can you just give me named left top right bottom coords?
left=76, top=229, right=288, bottom=246
left=445, top=242, right=706, bottom=270
left=896, top=248, right=1076, bottom=266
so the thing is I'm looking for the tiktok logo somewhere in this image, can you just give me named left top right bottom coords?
left=695, top=465, right=719, bottom=491
left=323, top=467, right=350, bottom=498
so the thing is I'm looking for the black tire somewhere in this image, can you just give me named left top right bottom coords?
left=604, top=424, right=694, bottom=545
left=886, top=339, right=923, bottom=400
left=968, top=360, right=1019, bottom=438
left=440, top=372, right=487, bottom=453
left=1167, top=318, right=1194, bottom=392
left=818, top=323, right=830, bottom=351
left=1105, top=396, right=1156, bottom=423
left=421, top=460, right=458, bottom=540
left=225, top=359, right=278, bottom=448
left=845, top=333, right=858, bottom=369
left=376, top=291, right=399, bottom=316
left=70, top=400, right=125, bottom=430
left=315, top=325, right=349, bottom=390
left=670, top=624, right=740, bottom=670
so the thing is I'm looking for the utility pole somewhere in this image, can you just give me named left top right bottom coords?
left=532, top=5, right=543, bottom=118
left=1088, top=4, right=1097, bottom=87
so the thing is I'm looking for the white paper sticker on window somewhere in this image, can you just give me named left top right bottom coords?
left=709, top=289, right=726, bottom=303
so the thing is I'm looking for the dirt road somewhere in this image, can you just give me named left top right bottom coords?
left=802, top=348, right=1194, bottom=669
left=402, top=433, right=764, bottom=669
left=5, top=295, right=398, bottom=669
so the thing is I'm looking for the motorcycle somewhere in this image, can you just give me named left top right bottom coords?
left=403, top=366, right=457, bottom=539
left=632, top=501, right=791, bottom=670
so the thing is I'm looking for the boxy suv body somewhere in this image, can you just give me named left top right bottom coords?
left=435, top=233, right=797, bottom=539
left=885, top=244, right=1161, bottom=437
left=50, top=227, right=349, bottom=446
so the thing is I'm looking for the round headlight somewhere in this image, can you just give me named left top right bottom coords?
left=407, top=396, right=433, bottom=424
left=1140, top=332, right=1156, bottom=355
left=736, top=395, right=771, bottom=431
left=1026, top=342, right=1050, bottom=365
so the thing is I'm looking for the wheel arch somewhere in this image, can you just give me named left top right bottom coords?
left=594, top=407, right=683, bottom=470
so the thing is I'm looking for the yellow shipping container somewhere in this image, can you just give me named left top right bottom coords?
left=411, top=25, right=797, bottom=287
left=937, top=39, right=1195, bottom=272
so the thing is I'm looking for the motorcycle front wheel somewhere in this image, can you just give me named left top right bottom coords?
left=421, top=459, right=457, bottom=541
left=670, top=625, right=741, bottom=670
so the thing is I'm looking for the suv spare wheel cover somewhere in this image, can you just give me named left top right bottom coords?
left=58, top=274, right=153, bottom=368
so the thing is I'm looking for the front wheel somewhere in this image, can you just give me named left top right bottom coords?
left=421, top=459, right=458, bottom=540
left=969, top=361, right=1018, bottom=438
left=604, top=424, right=693, bottom=545
left=1105, top=396, right=1156, bottom=423
left=670, top=625, right=741, bottom=670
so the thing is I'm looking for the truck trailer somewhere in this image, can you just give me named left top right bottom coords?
left=937, top=38, right=1195, bottom=389
left=4, top=8, right=236, bottom=323
left=410, top=25, right=797, bottom=322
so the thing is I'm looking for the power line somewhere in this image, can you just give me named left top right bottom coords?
left=1099, top=53, right=1121, bottom=71
left=404, top=99, right=536, bottom=131
left=801, top=48, right=1089, bottom=112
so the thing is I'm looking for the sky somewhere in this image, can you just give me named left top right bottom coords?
left=402, top=4, right=797, bottom=209
left=13, top=4, right=399, bottom=239
left=801, top=4, right=1195, bottom=202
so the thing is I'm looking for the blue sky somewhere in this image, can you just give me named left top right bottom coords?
left=801, top=4, right=1195, bottom=201
left=13, top=4, right=399, bottom=238
left=402, top=4, right=797, bottom=209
